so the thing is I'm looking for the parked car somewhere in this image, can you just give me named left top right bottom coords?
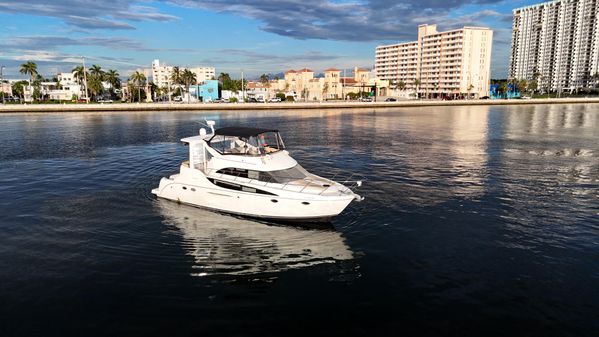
left=360, top=97, right=373, bottom=102
left=480, top=96, right=490, bottom=100
left=97, top=99, right=113, bottom=103
left=268, top=97, right=282, bottom=103
left=521, top=95, right=531, bottom=99
left=385, top=97, right=397, bottom=102
left=173, top=96, right=182, bottom=102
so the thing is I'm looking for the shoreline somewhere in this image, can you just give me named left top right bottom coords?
left=1, top=97, right=599, bottom=113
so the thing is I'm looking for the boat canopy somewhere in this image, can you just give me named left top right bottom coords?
left=215, top=127, right=279, bottom=138
left=208, top=126, right=285, bottom=155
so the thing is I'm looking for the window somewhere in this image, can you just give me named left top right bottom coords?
left=207, top=178, right=276, bottom=195
left=217, top=165, right=309, bottom=184
left=208, top=132, right=285, bottom=155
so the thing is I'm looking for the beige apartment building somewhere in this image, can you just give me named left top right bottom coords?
left=188, top=66, right=216, bottom=82
left=243, top=67, right=387, bottom=102
left=376, top=24, right=493, bottom=98
left=282, top=67, right=380, bottom=101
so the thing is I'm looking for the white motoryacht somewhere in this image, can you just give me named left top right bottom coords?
left=152, top=121, right=363, bottom=222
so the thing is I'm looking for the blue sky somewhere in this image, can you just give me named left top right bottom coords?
left=0, top=0, right=543, bottom=79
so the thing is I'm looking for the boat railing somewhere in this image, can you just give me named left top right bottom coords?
left=203, top=168, right=364, bottom=196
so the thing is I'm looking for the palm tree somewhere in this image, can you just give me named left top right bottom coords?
left=259, top=74, right=269, bottom=83
left=171, top=67, right=183, bottom=85
left=518, top=79, right=528, bottom=94
left=467, top=84, right=474, bottom=99
left=19, top=61, right=38, bottom=101
left=104, top=69, right=121, bottom=96
left=72, top=66, right=86, bottom=83
left=181, top=69, right=197, bottom=103
left=90, top=65, right=104, bottom=79
left=498, top=82, right=508, bottom=99
left=412, top=79, right=421, bottom=98
left=218, top=72, right=231, bottom=82
left=72, top=65, right=88, bottom=99
left=87, top=74, right=103, bottom=100
left=130, top=71, right=146, bottom=102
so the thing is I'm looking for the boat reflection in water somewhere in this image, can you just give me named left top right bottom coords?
left=156, top=200, right=354, bottom=276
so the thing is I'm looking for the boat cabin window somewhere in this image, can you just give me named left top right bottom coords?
left=208, top=130, right=285, bottom=156
left=207, top=178, right=276, bottom=195
left=216, top=165, right=309, bottom=184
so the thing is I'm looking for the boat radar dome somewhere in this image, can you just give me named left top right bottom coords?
left=199, top=128, right=207, bottom=136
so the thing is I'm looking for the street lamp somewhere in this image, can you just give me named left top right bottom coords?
left=0, top=66, right=5, bottom=104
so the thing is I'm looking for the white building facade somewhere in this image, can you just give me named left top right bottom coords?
left=151, top=59, right=215, bottom=88
left=509, top=0, right=599, bottom=92
left=376, top=24, right=493, bottom=98
left=151, top=59, right=173, bottom=89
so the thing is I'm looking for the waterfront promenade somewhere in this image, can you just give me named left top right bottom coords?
left=2, top=97, right=599, bottom=113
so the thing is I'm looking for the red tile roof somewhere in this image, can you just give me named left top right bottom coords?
left=324, top=68, right=341, bottom=72
left=341, top=78, right=358, bottom=84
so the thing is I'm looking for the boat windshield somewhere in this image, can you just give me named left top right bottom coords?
left=208, top=131, right=285, bottom=155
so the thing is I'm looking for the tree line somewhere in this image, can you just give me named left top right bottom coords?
left=9, top=61, right=121, bottom=101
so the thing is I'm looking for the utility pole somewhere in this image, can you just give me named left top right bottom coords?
left=342, top=68, right=346, bottom=101
left=82, top=57, right=89, bottom=103
left=241, top=70, right=245, bottom=102
left=0, top=66, right=5, bottom=104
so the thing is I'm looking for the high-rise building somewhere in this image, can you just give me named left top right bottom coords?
left=509, top=0, right=599, bottom=92
left=375, top=24, right=493, bottom=98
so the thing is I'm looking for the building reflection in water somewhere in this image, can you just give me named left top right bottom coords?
left=502, top=104, right=598, bottom=186
left=156, top=200, right=353, bottom=277
left=364, top=106, right=491, bottom=206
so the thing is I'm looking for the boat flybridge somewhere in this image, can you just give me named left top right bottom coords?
left=152, top=121, right=363, bottom=222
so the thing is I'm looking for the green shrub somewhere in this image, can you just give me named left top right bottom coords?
left=229, top=97, right=238, bottom=103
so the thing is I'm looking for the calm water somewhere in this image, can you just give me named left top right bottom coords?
left=1, top=105, right=598, bottom=336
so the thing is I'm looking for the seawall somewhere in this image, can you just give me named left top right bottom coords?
left=1, top=98, right=599, bottom=113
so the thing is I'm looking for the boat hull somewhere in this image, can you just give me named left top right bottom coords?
left=152, top=174, right=356, bottom=222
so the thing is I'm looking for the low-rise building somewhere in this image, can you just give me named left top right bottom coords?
left=188, top=80, right=219, bottom=102
left=245, top=81, right=271, bottom=101
left=274, top=67, right=388, bottom=101
left=1, top=82, right=12, bottom=97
